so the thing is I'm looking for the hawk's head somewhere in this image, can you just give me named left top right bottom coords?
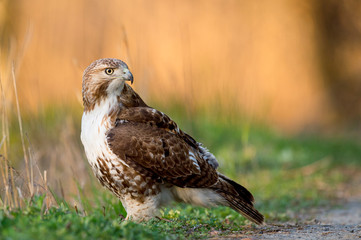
left=82, top=58, right=133, bottom=111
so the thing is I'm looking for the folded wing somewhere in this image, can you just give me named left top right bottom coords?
left=107, top=121, right=219, bottom=188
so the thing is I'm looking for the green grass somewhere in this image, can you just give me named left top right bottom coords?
left=0, top=196, right=167, bottom=240
left=1, top=105, right=361, bottom=239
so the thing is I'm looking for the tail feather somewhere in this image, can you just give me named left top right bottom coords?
left=212, top=175, right=264, bottom=225
left=218, top=173, right=255, bottom=203
left=220, top=191, right=264, bottom=224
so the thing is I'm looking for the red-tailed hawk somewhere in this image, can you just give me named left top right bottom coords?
left=80, top=58, right=264, bottom=224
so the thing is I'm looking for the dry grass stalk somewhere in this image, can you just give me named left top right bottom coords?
left=0, top=39, right=51, bottom=209
left=0, top=71, right=9, bottom=208
left=11, top=63, right=31, bottom=195
left=0, top=63, right=16, bottom=209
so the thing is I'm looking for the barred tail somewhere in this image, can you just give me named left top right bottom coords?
left=212, top=174, right=264, bottom=225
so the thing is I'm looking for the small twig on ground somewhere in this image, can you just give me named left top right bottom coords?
left=156, top=216, right=173, bottom=222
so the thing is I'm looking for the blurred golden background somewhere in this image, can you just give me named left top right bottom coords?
left=1, top=0, right=359, bottom=133
left=1, top=0, right=361, bottom=208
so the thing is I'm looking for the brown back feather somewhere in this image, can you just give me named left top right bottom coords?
left=107, top=122, right=219, bottom=188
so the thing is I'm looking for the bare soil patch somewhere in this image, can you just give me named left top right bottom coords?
left=214, top=172, right=361, bottom=239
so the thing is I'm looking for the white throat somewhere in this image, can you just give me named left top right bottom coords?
left=80, top=94, right=124, bottom=169
left=106, top=79, right=125, bottom=97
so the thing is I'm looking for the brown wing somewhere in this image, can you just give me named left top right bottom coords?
left=106, top=122, right=218, bottom=188
left=115, top=107, right=199, bottom=148
left=114, top=106, right=220, bottom=170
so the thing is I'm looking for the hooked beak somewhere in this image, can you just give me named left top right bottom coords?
left=128, top=73, right=134, bottom=84
left=123, top=69, right=134, bottom=85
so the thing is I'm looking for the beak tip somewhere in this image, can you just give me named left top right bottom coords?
left=124, top=70, right=134, bottom=84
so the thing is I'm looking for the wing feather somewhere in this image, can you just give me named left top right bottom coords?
left=114, top=107, right=219, bottom=168
left=107, top=121, right=218, bottom=188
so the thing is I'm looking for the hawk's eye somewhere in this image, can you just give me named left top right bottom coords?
left=105, top=68, right=114, bottom=75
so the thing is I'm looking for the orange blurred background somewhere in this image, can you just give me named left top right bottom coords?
left=1, top=0, right=361, bottom=133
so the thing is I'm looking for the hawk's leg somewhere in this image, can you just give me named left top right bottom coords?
left=122, top=194, right=161, bottom=222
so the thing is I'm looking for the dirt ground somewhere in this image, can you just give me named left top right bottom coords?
left=215, top=175, right=361, bottom=240
left=244, top=200, right=361, bottom=239
left=212, top=199, right=361, bottom=240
